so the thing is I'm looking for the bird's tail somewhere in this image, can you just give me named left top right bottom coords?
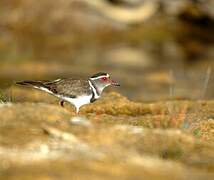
left=16, top=81, right=45, bottom=88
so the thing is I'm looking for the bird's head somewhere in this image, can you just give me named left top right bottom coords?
left=89, top=72, right=120, bottom=94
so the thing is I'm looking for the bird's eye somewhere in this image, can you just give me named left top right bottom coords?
left=101, top=77, right=108, bottom=81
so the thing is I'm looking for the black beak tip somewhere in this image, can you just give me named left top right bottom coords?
left=111, top=80, right=120, bottom=87
left=112, top=83, right=120, bottom=86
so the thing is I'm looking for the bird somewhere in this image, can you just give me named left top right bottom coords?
left=16, top=72, right=120, bottom=113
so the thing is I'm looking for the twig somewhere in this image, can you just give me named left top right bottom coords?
left=201, top=67, right=211, bottom=99
left=169, top=69, right=174, bottom=98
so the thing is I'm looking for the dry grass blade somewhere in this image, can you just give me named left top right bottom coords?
left=201, top=67, right=212, bottom=99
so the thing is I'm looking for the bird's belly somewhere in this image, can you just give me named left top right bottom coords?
left=61, top=95, right=92, bottom=109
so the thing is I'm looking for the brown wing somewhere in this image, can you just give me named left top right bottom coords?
left=44, top=78, right=92, bottom=97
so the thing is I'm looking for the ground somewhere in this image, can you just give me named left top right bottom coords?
left=0, top=90, right=213, bottom=179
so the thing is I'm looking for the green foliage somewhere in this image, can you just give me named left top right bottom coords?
left=0, top=90, right=10, bottom=103
left=0, top=91, right=6, bottom=103
left=193, top=128, right=201, bottom=137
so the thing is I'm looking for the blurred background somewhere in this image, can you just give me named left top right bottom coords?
left=0, top=0, right=213, bottom=101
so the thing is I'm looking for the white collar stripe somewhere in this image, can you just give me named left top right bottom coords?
left=88, top=80, right=100, bottom=99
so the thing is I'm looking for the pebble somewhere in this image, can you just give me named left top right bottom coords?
left=70, top=116, right=92, bottom=127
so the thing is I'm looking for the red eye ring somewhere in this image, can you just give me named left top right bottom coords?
left=101, top=77, right=108, bottom=81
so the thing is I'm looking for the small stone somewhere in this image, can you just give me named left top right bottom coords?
left=70, top=116, right=92, bottom=127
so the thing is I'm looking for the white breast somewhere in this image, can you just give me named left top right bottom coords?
left=60, top=95, right=92, bottom=113
left=34, top=86, right=92, bottom=113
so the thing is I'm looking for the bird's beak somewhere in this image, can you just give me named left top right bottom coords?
left=110, top=80, right=120, bottom=86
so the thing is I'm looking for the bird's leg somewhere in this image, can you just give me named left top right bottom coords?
left=60, top=100, right=65, bottom=107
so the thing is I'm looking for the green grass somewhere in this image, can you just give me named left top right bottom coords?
left=0, top=89, right=12, bottom=103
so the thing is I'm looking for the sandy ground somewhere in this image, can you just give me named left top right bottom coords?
left=0, top=91, right=213, bottom=179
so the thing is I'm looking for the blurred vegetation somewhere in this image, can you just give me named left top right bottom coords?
left=0, top=0, right=213, bottom=100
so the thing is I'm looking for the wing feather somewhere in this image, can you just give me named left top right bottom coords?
left=44, top=79, right=91, bottom=97
left=16, top=78, right=91, bottom=98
